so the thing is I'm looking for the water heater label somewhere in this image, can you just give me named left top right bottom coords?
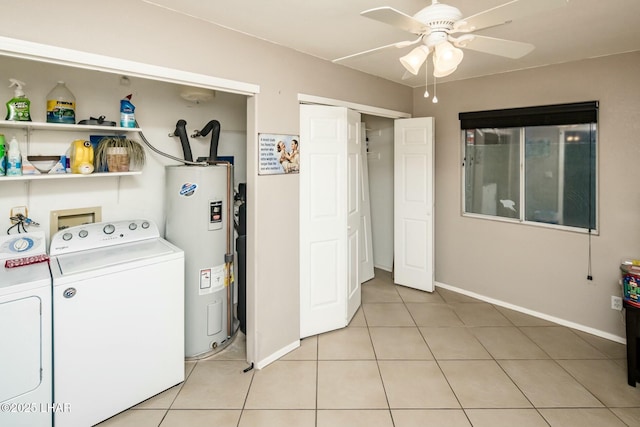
left=209, top=200, right=223, bottom=230
left=199, top=268, right=211, bottom=290
left=179, top=182, right=198, bottom=197
left=199, top=265, right=224, bottom=295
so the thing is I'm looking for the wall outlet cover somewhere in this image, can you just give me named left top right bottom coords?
left=611, top=295, right=623, bottom=311
left=10, top=206, right=28, bottom=224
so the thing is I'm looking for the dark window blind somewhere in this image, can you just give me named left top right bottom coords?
left=459, top=101, right=598, bottom=129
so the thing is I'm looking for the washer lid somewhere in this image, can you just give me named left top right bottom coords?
left=55, top=238, right=179, bottom=276
left=0, top=262, right=51, bottom=295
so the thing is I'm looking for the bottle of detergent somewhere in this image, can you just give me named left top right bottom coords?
left=70, top=139, right=94, bottom=174
left=120, top=94, right=136, bottom=128
left=46, top=81, right=76, bottom=124
left=5, top=79, right=31, bottom=121
left=6, top=136, right=22, bottom=176
left=0, top=134, right=6, bottom=176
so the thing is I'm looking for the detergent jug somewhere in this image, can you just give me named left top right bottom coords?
left=70, top=139, right=94, bottom=174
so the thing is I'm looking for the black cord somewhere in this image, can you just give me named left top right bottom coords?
left=7, top=218, right=26, bottom=234
left=586, top=124, right=595, bottom=280
left=6, top=214, right=38, bottom=234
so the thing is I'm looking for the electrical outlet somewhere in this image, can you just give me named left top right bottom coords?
left=10, top=206, right=28, bottom=224
left=611, top=295, right=623, bottom=311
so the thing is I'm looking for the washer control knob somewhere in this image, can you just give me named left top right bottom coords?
left=129, top=222, right=137, bottom=231
left=62, top=233, right=73, bottom=241
left=142, top=221, right=150, bottom=229
left=79, top=230, right=89, bottom=238
left=103, top=224, right=116, bottom=235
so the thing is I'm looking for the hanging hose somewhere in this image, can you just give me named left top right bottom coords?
left=135, top=119, right=206, bottom=166
left=192, top=120, right=221, bottom=161
left=172, top=119, right=194, bottom=162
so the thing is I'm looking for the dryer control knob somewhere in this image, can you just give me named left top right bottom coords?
left=103, top=224, right=116, bottom=235
left=11, top=237, right=32, bottom=252
left=142, top=221, right=150, bottom=229
left=79, top=230, right=89, bottom=238
left=129, top=223, right=137, bottom=231
left=62, top=233, right=73, bottom=241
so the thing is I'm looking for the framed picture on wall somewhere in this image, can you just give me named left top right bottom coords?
left=258, top=133, right=300, bottom=175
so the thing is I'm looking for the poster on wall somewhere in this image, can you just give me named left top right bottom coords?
left=258, top=133, right=300, bottom=175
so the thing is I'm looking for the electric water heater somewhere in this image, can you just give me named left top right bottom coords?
left=165, top=164, right=235, bottom=358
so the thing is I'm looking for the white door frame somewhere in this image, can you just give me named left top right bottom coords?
left=298, top=94, right=411, bottom=120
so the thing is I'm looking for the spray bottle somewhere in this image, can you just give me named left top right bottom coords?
left=5, top=79, right=31, bottom=121
left=6, top=136, right=22, bottom=176
left=120, top=94, right=136, bottom=128
left=0, top=134, right=6, bottom=176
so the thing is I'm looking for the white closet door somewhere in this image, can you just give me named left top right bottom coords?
left=300, top=105, right=361, bottom=337
left=346, top=112, right=362, bottom=322
left=393, top=117, right=435, bottom=292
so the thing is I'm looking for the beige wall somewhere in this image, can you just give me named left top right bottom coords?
left=0, top=0, right=412, bottom=366
left=415, top=51, right=640, bottom=339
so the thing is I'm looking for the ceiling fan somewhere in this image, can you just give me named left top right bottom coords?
left=334, top=0, right=568, bottom=81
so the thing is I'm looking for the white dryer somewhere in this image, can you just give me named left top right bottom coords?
left=49, top=219, right=184, bottom=427
left=0, top=232, right=52, bottom=427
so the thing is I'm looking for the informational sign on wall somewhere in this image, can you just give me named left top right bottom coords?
left=258, top=133, right=300, bottom=175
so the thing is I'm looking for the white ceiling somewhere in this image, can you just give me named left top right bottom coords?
left=142, top=0, right=640, bottom=87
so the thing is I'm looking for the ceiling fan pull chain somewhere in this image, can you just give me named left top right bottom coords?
left=424, top=58, right=430, bottom=98
left=432, top=75, right=438, bottom=104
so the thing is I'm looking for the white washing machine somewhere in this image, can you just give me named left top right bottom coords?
left=49, top=219, right=184, bottom=427
left=0, top=231, right=52, bottom=427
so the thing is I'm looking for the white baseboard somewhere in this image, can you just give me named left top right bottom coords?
left=435, top=281, right=626, bottom=345
left=373, top=264, right=392, bottom=273
left=254, top=340, right=300, bottom=370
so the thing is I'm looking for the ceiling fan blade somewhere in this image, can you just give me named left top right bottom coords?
left=333, top=36, right=423, bottom=63
left=455, top=35, right=534, bottom=59
left=454, top=0, right=568, bottom=33
left=361, top=6, right=428, bottom=35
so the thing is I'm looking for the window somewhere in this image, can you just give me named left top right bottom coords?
left=460, top=102, right=598, bottom=231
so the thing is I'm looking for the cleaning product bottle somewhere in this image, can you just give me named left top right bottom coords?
left=5, top=79, right=31, bottom=121
left=0, top=134, right=6, bottom=176
left=70, top=139, right=94, bottom=174
left=46, top=81, right=76, bottom=124
left=6, top=136, right=22, bottom=176
left=120, top=94, right=136, bottom=128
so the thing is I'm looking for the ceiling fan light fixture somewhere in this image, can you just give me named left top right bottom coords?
left=400, top=45, right=430, bottom=75
left=433, top=62, right=457, bottom=77
left=433, top=40, right=463, bottom=73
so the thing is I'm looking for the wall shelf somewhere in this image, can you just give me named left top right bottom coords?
left=1, top=171, right=142, bottom=182
left=0, top=120, right=144, bottom=181
left=0, top=120, right=140, bottom=133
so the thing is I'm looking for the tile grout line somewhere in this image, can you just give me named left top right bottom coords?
left=366, top=288, right=398, bottom=426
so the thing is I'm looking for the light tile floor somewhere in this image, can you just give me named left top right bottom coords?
left=99, top=269, right=640, bottom=426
